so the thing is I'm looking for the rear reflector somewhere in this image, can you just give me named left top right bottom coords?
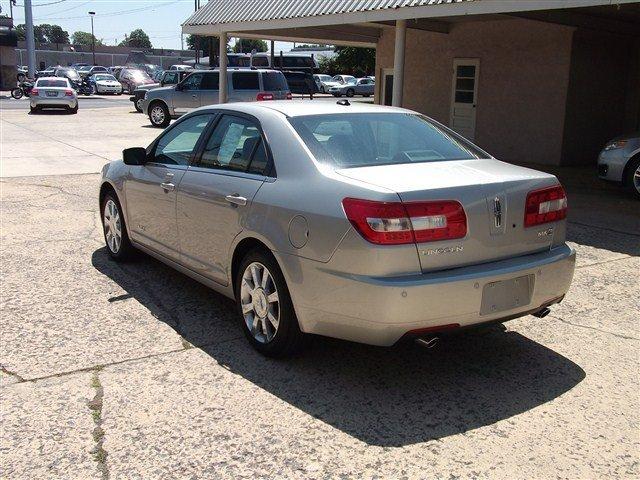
left=286, top=92, right=293, bottom=100
left=256, top=92, right=274, bottom=101
left=30, top=88, right=39, bottom=96
left=342, top=198, right=467, bottom=245
left=524, top=185, right=567, bottom=227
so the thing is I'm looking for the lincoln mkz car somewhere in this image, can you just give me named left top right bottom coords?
left=99, top=102, right=576, bottom=357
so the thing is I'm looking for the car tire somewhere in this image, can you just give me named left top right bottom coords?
left=29, top=106, right=38, bottom=114
left=92, top=85, right=98, bottom=95
left=235, top=249, right=309, bottom=358
left=69, top=105, right=78, bottom=114
left=149, top=101, right=170, bottom=128
left=134, top=98, right=143, bottom=113
left=346, top=88, right=355, bottom=97
left=623, top=155, right=640, bottom=200
left=101, top=191, right=135, bottom=261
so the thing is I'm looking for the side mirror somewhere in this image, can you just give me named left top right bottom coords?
left=123, top=147, right=147, bottom=166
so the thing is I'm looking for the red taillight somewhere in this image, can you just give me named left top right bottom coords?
left=524, top=184, right=567, bottom=228
left=286, top=92, right=292, bottom=100
left=342, top=198, right=467, bottom=245
left=256, top=92, right=274, bottom=101
left=30, top=88, right=39, bottom=96
left=64, top=89, right=74, bottom=97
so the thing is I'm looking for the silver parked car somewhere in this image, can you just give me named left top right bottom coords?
left=597, top=133, right=640, bottom=199
left=329, top=77, right=375, bottom=97
left=313, top=74, right=340, bottom=93
left=142, top=69, right=291, bottom=128
left=30, top=77, right=78, bottom=114
left=99, top=102, right=576, bottom=357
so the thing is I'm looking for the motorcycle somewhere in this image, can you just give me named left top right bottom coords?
left=10, top=81, right=34, bottom=99
left=71, top=78, right=93, bottom=96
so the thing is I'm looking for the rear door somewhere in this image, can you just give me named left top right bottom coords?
left=176, top=113, right=271, bottom=284
left=199, top=72, right=220, bottom=106
left=125, top=113, right=214, bottom=260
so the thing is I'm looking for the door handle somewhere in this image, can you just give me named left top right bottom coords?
left=225, top=194, right=247, bottom=206
left=160, top=182, right=175, bottom=192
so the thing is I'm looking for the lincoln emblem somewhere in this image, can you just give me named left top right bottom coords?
left=493, top=196, right=502, bottom=228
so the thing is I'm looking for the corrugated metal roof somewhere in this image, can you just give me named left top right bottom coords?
left=183, top=0, right=473, bottom=27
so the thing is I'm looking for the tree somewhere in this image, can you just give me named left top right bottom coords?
left=186, top=34, right=228, bottom=58
left=72, top=31, right=102, bottom=46
left=119, top=29, right=152, bottom=49
left=333, top=46, right=375, bottom=77
left=232, top=38, right=267, bottom=54
left=16, top=23, right=69, bottom=44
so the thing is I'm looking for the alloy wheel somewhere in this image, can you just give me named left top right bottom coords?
left=103, top=199, right=122, bottom=254
left=136, top=98, right=144, bottom=111
left=240, top=262, right=280, bottom=343
left=634, top=165, right=640, bottom=194
left=150, top=105, right=165, bottom=125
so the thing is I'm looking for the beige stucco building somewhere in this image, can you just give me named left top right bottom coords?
left=184, top=0, right=639, bottom=167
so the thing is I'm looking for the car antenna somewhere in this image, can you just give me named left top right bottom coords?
left=336, top=99, right=350, bottom=106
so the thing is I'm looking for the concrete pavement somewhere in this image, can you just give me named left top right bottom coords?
left=0, top=105, right=638, bottom=479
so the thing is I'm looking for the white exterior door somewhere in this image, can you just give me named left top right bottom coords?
left=449, top=59, right=479, bottom=141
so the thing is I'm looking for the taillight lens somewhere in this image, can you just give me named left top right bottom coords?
left=30, top=88, right=39, bottom=96
left=256, top=92, right=274, bottom=101
left=286, top=92, right=292, bottom=100
left=64, top=89, right=74, bottom=97
left=524, top=185, right=567, bottom=227
left=342, top=198, right=467, bottom=245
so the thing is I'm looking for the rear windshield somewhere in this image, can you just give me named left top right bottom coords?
left=262, top=72, right=288, bottom=91
left=232, top=72, right=259, bottom=90
left=37, top=79, right=68, bottom=87
left=289, top=113, right=489, bottom=168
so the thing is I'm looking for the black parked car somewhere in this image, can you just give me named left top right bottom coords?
left=281, top=70, right=318, bottom=95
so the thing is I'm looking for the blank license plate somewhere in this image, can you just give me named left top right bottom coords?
left=480, top=274, right=534, bottom=316
left=46, top=91, right=58, bottom=97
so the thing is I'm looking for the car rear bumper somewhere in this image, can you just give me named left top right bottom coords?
left=277, top=244, right=576, bottom=346
left=30, top=97, right=77, bottom=108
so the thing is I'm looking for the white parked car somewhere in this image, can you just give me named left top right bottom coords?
left=29, top=77, right=78, bottom=114
left=91, top=74, right=123, bottom=95
left=313, top=74, right=340, bottom=93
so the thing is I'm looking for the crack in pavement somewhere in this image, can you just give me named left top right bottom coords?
left=568, top=220, right=640, bottom=237
left=1, top=364, right=26, bottom=382
left=87, top=369, right=109, bottom=480
left=0, top=336, right=244, bottom=387
left=575, top=255, right=633, bottom=270
left=548, top=314, right=639, bottom=341
left=0, top=180, right=85, bottom=198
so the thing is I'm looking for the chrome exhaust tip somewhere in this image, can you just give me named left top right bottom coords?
left=415, top=337, right=439, bottom=349
left=533, top=307, right=551, bottom=318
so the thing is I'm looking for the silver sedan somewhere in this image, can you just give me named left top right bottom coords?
left=30, top=77, right=78, bottom=114
left=99, top=102, right=576, bottom=357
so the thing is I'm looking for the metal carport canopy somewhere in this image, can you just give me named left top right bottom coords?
left=181, top=0, right=635, bottom=39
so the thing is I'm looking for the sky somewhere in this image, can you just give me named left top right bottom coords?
left=5, top=0, right=293, bottom=52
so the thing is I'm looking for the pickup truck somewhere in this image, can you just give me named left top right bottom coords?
left=130, top=70, right=190, bottom=112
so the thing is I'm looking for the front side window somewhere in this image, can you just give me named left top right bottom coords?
left=199, top=115, right=268, bottom=174
left=232, top=72, right=259, bottom=90
left=153, top=114, right=213, bottom=165
left=163, top=72, right=178, bottom=84
left=289, top=113, right=488, bottom=169
left=180, top=72, right=203, bottom=91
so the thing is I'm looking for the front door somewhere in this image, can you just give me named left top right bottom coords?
left=450, top=58, right=479, bottom=141
left=173, top=71, right=205, bottom=115
left=125, top=113, right=214, bottom=259
left=177, top=113, right=270, bottom=285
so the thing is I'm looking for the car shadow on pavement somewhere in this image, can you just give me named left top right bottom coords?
left=92, top=247, right=586, bottom=447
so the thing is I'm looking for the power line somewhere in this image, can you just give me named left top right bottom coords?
left=28, top=0, right=184, bottom=21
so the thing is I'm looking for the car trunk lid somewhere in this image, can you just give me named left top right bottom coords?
left=336, top=159, right=564, bottom=272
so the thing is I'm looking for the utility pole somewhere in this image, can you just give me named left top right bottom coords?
left=24, top=0, right=36, bottom=77
left=89, top=12, right=96, bottom=65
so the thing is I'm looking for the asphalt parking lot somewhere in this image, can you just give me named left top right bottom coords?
left=1, top=104, right=638, bottom=479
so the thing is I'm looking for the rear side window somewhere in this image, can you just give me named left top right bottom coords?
left=92, top=67, right=107, bottom=72
left=201, top=72, right=219, bottom=90
left=36, top=79, right=67, bottom=87
left=251, top=56, right=269, bottom=67
left=232, top=72, right=259, bottom=90
left=262, top=72, right=288, bottom=91
left=199, top=115, right=269, bottom=174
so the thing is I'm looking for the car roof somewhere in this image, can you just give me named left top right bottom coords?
left=197, top=101, right=409, bottom=118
